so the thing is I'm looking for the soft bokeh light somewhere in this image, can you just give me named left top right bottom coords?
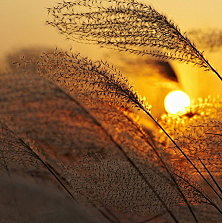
left=164, top=90, right=191, bottom=114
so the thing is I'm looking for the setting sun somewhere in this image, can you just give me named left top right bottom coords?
left=164, top=90, right=191, bottom=114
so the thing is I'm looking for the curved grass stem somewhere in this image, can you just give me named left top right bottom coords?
left=139, top=104, right=222, bottom=203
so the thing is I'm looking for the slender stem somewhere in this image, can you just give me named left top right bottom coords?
left=138, top=212, right=166, bottom=223
left=175, top=173, right=222, bottom=215
left=98, top=208, right=119, bottom=223
left=102, top=207, right=121, bottom=223
left=209, top=64, right=222, bottom=81
left=167, top=20, right=222, bottom=81
left=198, top=158, right=222, bottom=194
left=18, top=139, right=76, bottom=201
left=139, top=104, right=222, bottom=202
left=124, top=115, right=199, bottom=223
left=144, top=137, right=199, bottom=223
left=56, top=88, right=180, bottom=223
left=189, top=41, right=222, bottom=81
left=199, top=53, right=222, bottom=81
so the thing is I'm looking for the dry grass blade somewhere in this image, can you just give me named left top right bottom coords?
left=46, top=0, right=222, bottom=80
left=0, top=122, right=103, bottom=223
left=159, top=97, right=222, bottom=212
left=0, top=70, right=185, bottom=222
left=9, top=48, right=222, bottom=221
left=159, top=97, right=222, bottom=180
left=10, top=49, right=151, bottom=112
left=198, top=157, right=222, bottom=195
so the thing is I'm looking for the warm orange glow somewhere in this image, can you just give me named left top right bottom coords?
left=164, top=90, right=191, bottom=114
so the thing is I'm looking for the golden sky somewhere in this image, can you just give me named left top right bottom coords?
left=1, top=0, right=222, bottom=57
left=0, top=0, right=221, bottom=107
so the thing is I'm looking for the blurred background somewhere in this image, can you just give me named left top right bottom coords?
left=0, top=0, right=221, bottom=117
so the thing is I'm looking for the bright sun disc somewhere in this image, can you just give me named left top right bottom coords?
left=164, top=90, right=191, bottom=114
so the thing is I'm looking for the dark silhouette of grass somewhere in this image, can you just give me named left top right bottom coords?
left=34, top=50, right=221, bottom=210
left=46, top=0, right=222, bottom=81
left=8, top=48, right=222, bottom=222
left=0, top=0, right=221, bottom=221
left=198, top=158, right=222, bottom=195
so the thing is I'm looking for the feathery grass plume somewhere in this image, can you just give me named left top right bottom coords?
left=37, top=50, right=222, bottom=217
left=1, top=68, right=190, bottom=222
left=0, top=122, right=104, bottom=223
left=46, top=0, right=222, bottom=81
left=188, top=29, right=222, bottom=51
left=7, top=50, right=192, bottom=221
left=10, top=49, right=222, bottom=221
left=159, top=96, right=222, bottom=177
left=158, top=96, right=222, bottom=207
left=8, top=49, right=184, bottom=223
left=10, top=49, right=151, bottom=112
